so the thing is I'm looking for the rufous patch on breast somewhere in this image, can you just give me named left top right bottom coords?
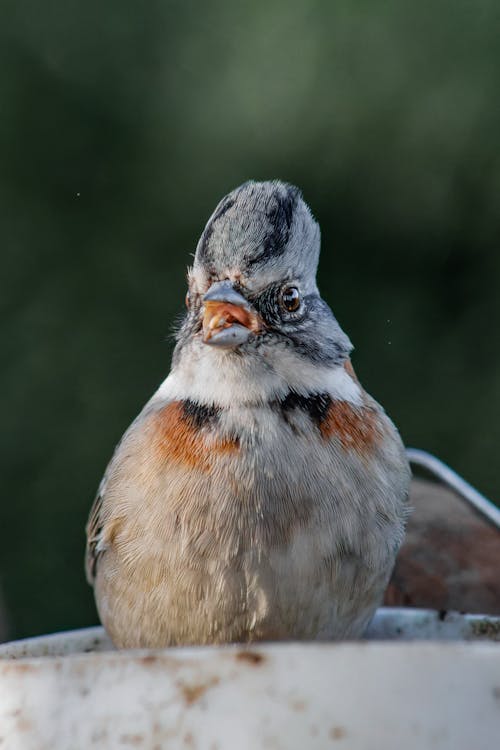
left=319, top=400, right=384, bottom=453
left=153, top=401, right=239, bottom=470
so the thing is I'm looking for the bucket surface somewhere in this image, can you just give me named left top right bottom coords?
left=1, top=608, right=499, bottom=750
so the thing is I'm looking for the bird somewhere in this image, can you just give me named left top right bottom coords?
left=85, top=180, right=411, bottom=649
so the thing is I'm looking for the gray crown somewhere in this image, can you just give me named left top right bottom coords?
left=194, top=181, right=320, bottom=286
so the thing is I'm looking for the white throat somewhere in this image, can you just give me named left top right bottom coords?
left=154, top=343, right=362, bottom=408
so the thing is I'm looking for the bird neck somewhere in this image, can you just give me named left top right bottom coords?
left=154, top=346, right=363, bottom=410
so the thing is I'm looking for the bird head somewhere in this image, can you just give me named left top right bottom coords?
left=172, top=181, right=353, bottom=403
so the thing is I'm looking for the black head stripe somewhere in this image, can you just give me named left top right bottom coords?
left=197, top=196, right=236, bottom=261
left=246, top=184, right=301, bottom=266
left=263, top=184, right=300, bottom=256
left=269, top=185, right=300, bottom=239
left=196, top=182, right=302, bottom=269
left=213, top=196, right=236, bottom=223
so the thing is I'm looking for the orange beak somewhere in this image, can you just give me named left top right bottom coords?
left=202, top=281, right=262, bottom=348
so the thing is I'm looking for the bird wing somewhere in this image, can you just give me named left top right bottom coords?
left=85, top=474, right=108, bottom=585
left=84, top=400, right=176, bottom=585
left=85, top=426, right=130, bottom=585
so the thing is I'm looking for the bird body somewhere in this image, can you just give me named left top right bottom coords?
left=86, top=181, right=410, bottom=648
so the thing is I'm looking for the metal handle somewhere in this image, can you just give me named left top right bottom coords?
left=406, top=447, right=500, bottom=530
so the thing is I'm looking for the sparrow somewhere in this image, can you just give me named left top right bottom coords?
left=85, top=180, right=410, bottom=649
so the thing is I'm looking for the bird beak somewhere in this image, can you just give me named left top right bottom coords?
left=202, top=280, right=261, bottom=348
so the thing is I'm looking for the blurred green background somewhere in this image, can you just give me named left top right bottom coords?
left=1, top=0, right=499, bottom=641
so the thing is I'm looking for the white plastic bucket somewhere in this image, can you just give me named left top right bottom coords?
left=1, top=608, right=499, bottom=749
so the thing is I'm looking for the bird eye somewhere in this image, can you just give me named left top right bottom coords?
left=280, top=286, right=301, bottom=313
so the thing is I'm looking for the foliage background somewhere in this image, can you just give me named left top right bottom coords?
left=1, top=0, right=499, bottom=640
